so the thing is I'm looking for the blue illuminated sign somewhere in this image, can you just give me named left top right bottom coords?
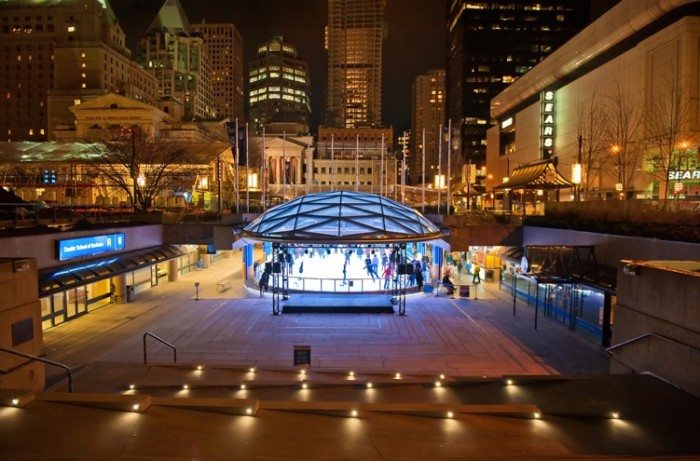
left=56, top=233, right=126, bottom=261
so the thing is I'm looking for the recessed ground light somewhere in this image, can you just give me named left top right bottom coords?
left=434, top=381, right=442, bottom=388
left=240, top=384, right=247, bottom=390
left=366, top=382, right=373, bottom=389
left=182, top=384, right=189, bottom=390
left=394, top=372, right=402, bottom=379
left=350, top=409, right=358, bottom=417
left=533, top=412, right=541, bottom=419
left=128, top=384, right=135, bottom=390
left=11, top=398, right=19, bottom=406
left=439, top=373, right=446, bottom=380
left=245, top=407, right=253, bottom=415
left=248, top=367, right=256, bottom=373
left=611, top=411, right=620, bottom=419
left=196, top=365, right=203, bottom=371
left=446, top=411, right=454, bottom=418
left=506, top=379, right=514, bottom=386
left=132, top=404, right=140, bottom=411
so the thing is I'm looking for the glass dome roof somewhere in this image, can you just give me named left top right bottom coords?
left=242, top=191, right=442, bottom=243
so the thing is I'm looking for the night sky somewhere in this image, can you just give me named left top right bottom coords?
left=112, top=0, right=446, bottom=134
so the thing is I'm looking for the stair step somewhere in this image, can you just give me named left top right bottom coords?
left=151, top=396, right=259, bottom=415
left=35, top=391, right=150, bottom=413
left=0, top=389, right=34, bottom=408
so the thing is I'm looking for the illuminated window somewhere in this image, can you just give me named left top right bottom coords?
left=67, top=26, right=75, bottom=32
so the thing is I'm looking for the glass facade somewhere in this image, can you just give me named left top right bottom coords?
left=243, top=191, right=441, bottom=242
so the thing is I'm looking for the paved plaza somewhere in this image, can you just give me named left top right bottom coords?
left=42, top=255, right=609, bottom=378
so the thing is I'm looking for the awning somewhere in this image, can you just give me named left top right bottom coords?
left=38, top=245, right=183, bottom=297
left=450, top=181, right=481, bottom=197
left=494, top=160, right=573, bottom=190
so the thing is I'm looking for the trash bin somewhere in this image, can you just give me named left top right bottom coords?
left=126, top=285, right=135, bottom=302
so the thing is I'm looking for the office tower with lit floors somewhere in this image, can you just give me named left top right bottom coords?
left=446, top=1, right=591, bottom=168
left=249, top=36, right=311, bottom=134
left=191, top=22, right=244, bottom=122
left=410, top=69, right=445, bottom=185
left=325, top=0, right=386, bottom=128
left=0, top=0, right=157, bottom=142
left=140, top=0, right=215, bottom=121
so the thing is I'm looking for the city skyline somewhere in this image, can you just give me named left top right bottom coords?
left=112, top=0, right=445, bottom=134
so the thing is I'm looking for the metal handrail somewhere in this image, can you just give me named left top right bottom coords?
left=606, top=332, right=697, bottom=355
left=0, top=346, right=73, bottom=393
left=143, top=332, right=177, bottom=364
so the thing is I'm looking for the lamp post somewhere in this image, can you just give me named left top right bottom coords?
left=572, top=134, right=583, bottom=201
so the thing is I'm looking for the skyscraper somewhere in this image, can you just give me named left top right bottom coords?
left=191, top=22, right=244, bottom=122
left=0, top=0, right=156, bottom=142
left=140, top=0, right=215, bottom=121
left=446, top=1, right=590, bottom=168
left=325, top=0, right=386, bottom=128
left=410, top=69, right=445, bottom=184
left=249, top=36, right=311, bottom=134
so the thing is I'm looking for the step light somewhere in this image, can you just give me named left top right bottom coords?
left=366, top=382, right=373, bottom=389
left=239, top=384, right=247, bottom=390
left=394, top=372, right=402, bottom=379
left=132, top=404, right=140, bottom=411
left=434, top=381, right=442, bottom=388
left=446, top=411, right=454, bottom=419
left=350, top=409, right=358, bottom=417
left=11, top=398, right=19, bottom=406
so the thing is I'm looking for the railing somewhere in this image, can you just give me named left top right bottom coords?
left=142, top=332, right=177, bottom=364
left=0, top=346, right=73, bottom=393
left=606, top=332, right=696, bottom=355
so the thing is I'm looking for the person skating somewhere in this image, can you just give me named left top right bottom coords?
left=382, top=264, right=392, bottom=290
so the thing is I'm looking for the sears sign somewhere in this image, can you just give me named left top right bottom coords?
left=56, top=233, right=126, bottom=261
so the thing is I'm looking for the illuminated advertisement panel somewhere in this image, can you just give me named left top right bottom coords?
left=541, top=89, right=555, bottom=158
left=56, top=233, right=126, bottom=261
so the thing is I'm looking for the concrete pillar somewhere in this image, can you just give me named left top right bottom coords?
left=112, top=273, right=128, bottom=304
left=168, top=258, right=179, bottom=282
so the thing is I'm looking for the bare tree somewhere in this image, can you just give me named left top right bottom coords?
left=577, top=92, right=608, bottom=198
left=89, top=127, right=190, bottom=212
left=643, top=71, right=696, bottom=210
left=602, top=84, right=644, bottom=199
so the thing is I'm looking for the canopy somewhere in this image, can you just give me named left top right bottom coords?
left=494, top=160, right=573, bottom=190
left=242, top=191, right=443, bottom=243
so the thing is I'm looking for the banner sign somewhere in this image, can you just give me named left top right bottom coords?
left=541, top=90, right=555, bottom=158
left=56, top=233, right=125, bottom=261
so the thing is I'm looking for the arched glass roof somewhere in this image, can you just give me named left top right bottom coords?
left=242, top=191, right=442, bottom=243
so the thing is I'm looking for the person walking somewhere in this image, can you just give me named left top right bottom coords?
left=259, top=268, right=270, bottom=297
left=415, top=267, right=424, bottom=291
left=472, top=262, right=481, bottom=284
left=341, top=261, right=347, bottom=285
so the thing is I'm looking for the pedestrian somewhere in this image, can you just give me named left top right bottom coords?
left=457, top=261, right=463, bottom=275
left=472, top=262, right=481, bottom=284
left=341, top=261, right=347, bottom=285
left=299, top=261, right=304, bottom=274
left=259, top=269, right=270, bottom=297
left=416, top=268, right=424, bottom=291
left=442, top=271, right=455, bottom=298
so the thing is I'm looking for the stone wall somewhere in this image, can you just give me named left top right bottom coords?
left=0, top=258, right=44, bottom=391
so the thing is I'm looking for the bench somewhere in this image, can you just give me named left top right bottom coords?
left=217, top=280, right=232, bottom=292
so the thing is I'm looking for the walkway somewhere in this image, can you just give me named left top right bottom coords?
left=42, top=256, right=609, bottom=377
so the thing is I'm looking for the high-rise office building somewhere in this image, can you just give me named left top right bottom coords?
left=249, top=36, right=311, bottom=134
left=191, top=22, right=244, bottom=122
left=0, top=0, right=157, bottom=142
left=446, top=1, right=590, bottom=168
left=140, top=0, right=215, bottom=121
left=410, top=69, right=445, bottom=184
left=325, top=0, right=386, bottom=128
